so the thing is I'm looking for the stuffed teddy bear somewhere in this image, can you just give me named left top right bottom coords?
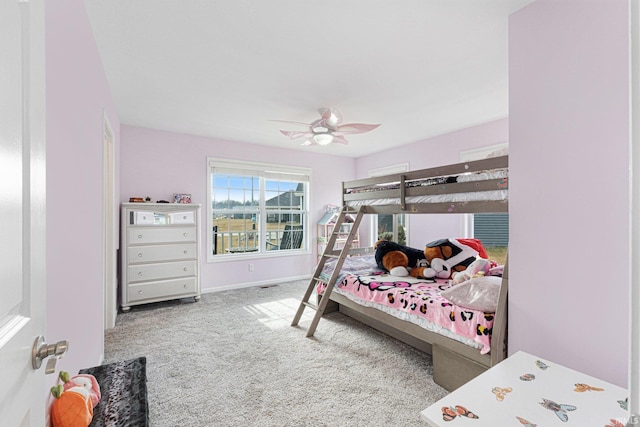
left=374, top=240, right=429, bottom=277
left=50, top=371, right=101, bottom=427
left=411, top=238, right=488, bottom=279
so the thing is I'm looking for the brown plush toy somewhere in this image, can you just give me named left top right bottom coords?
left=374, top=240, right=430, bottom=278
left=411, top=238, right=488, bottom=279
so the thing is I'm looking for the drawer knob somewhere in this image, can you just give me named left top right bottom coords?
left=138, top=253, right=143, bottom=257
left=138, top=234, right=143, bottom=239
left=138, top=290, right=143, bottom=295
left=183, top=233, right=188, bottom=237
left=183, top=267, right=188, bottom=272
left=182, top=216, right=187, bottom=219
left=183, top=250, right=188, bottom=254
left=183, top=284, right=188, bottom=289
left=138, top=272, right=143, bottom=276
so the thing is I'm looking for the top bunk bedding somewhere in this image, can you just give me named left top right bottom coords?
left=342, top=155, right=508, bottom=214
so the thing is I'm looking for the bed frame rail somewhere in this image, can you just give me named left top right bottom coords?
left=343, top=156, right=507, bottom=191
left=342, top=155, right=508, bottom=214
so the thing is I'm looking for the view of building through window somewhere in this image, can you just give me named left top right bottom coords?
left=368, top=163, right=409, bottom=246
left=208, top=159, right=309, bottom=258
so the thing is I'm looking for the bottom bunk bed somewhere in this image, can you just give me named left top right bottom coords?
left=316, top=253, right=508, bottom=391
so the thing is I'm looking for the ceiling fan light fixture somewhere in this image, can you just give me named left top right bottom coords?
left=326, top=112, right=339, bottom=127
left=313, top=133, right=334, bottom=146
left=311, top=125, right=329, bottom=133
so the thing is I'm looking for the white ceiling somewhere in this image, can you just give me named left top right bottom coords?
left=84, top=0, right=532, bottom=158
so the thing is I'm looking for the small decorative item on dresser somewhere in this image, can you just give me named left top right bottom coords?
left=173, top=193, right=191, bottom=204
left=129, top=197, right=145, bottom=203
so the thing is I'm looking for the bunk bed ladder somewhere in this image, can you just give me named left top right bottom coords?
left=291, top=205, right=364, bottom=337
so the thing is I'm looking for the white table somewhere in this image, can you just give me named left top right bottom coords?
left=421, top=351, right=629, bottom=426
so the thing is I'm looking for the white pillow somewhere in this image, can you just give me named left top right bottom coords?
left=485, top=147, right=509, bottom=158
left=440, top=276, right=502, bottom=312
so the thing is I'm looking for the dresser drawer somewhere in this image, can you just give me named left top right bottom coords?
left=127, top=243, right=196, bottom=264
left=127, top=277, right=198, bottom=303
left=128, top=260, right=196, bottom=282
left=128, top=226, right=196, bottom=244
left=169, top=211, right=195, bottom=224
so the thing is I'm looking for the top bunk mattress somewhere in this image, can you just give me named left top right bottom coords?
left=342, top=156, right=508, bottom=212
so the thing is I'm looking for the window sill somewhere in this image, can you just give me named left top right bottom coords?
left=207, top=249, right=312, bottom=263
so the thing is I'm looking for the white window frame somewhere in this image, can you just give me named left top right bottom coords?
left=207, top=158, right=311, bottom=262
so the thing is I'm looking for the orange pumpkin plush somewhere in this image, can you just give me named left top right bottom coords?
left=50, top=371, right=101, bottom=427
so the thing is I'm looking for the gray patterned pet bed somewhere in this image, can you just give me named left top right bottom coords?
left=79, top=356, right=149, bottom=427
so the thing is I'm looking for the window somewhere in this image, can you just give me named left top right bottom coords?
left=377, top=213, right=407, bottom=245
left=460, top=143, right=509, bottom=247
left=369, top=163, right=409, bottom=245
left=207, top=158, right=310, bottom=260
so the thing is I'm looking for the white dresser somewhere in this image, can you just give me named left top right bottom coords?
left=120, top=203, right=201, bottom=311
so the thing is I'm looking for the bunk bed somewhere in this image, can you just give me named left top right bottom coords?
left=291, top=155, right=508, bottom=391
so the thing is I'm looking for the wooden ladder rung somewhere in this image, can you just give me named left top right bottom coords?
left=303, top=301, right=318, bottom=310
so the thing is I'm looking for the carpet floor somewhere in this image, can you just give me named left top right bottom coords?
left=104, top=279, right=448, bottom=426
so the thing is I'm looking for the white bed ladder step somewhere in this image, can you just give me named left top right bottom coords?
left=291, top=206, right=364, bottom=337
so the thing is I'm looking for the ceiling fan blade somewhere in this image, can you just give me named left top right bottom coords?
left=269, top=119, right=311, bottom=127
left=280, top=130, right=313, bottom=139
left=335, top=123, right=381, bottom=134
left=332, top=134, right=349, bottom=145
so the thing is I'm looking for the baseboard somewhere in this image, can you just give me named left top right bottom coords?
left=201, top=274, right=311, bottom=293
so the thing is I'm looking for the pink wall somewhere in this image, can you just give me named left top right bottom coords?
left=355, top=118, right=509, bottom=247
left=509, top=0, right=629, bottom=386
left=43, top=0, right=631, bottom=393
left=120, top=125, right=355, bottom=290
left=46, top=0, right=120, bottom=373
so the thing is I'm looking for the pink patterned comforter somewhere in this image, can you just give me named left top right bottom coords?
left=324, top=273, right=495, bottom=354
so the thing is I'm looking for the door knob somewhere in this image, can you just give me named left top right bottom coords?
left=32, top=336, right=69, bottom=373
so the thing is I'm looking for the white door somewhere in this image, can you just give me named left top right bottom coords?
left=0, top=0, right=48, bottom=426
left=103, top=112, right=117, bottom=329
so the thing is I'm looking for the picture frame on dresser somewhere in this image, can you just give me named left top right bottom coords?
left=173, top=193, right=192, bottom=204
left=120, top=203, right=201, bottom=311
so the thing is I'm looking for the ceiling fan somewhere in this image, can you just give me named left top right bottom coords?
left=274, top=107, right=381, bottom=146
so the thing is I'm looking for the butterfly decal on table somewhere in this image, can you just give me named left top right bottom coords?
left=491, top=386, right=512, bottom=401
left=574, top=382, right=604, bottom=392
left=605, top=419, right=625, bottom=427
left=535, top=360, right=549, bottom=370
left=441, top=405, right=479, bottom=422
left=539, top=398, right=576, bottom=422
left=618, top=397, right=628, bottom=410
left=516, top=416, right=537, bottom=427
